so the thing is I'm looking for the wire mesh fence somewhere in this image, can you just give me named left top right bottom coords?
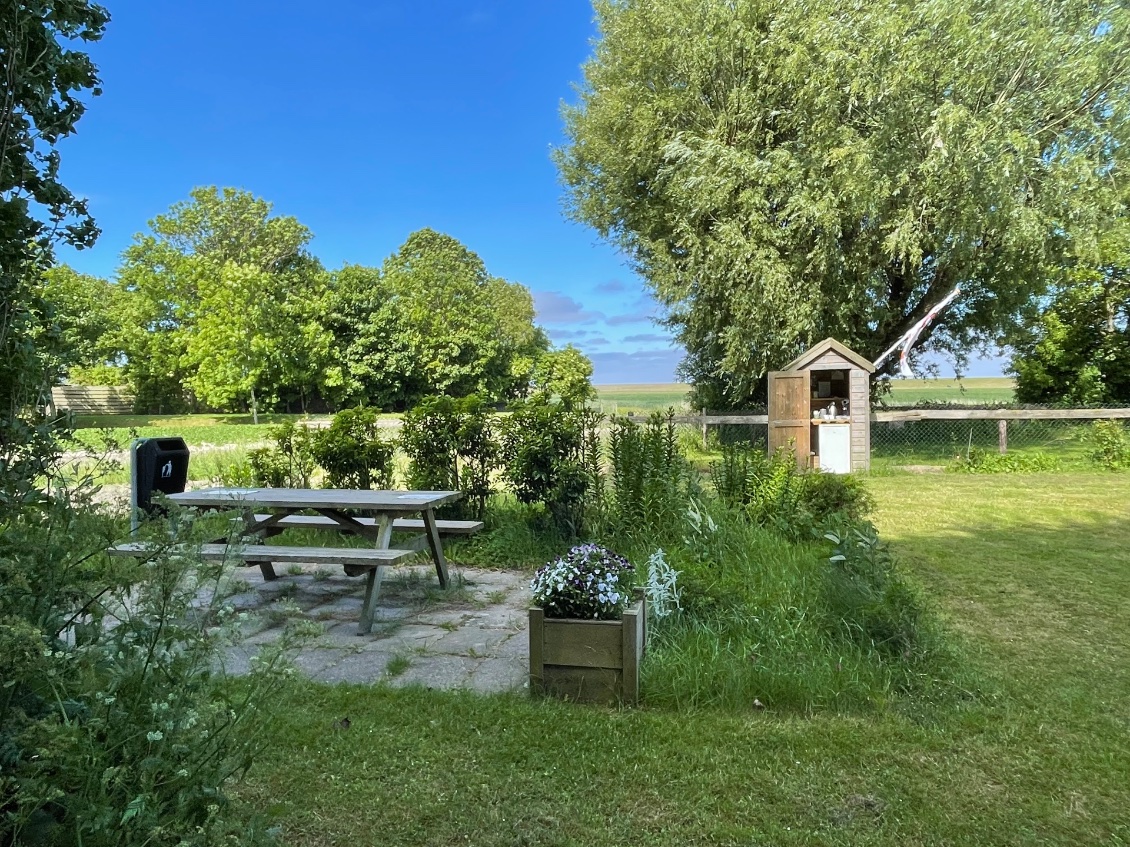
left=679, top=405, right=1130, bottom=470
left=869, top=416, right=1095, bottom=468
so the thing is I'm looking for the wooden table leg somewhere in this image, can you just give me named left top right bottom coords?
left=420, top=508, right=449, bottom=588
left=357, top=566, right=385, bottom=635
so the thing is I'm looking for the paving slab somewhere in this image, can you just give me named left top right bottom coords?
left=215, top=565, right=532, bottom=694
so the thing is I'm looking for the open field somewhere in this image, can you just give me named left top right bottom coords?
left=239, top=471, right=1130, bottom=845
left=591, top=383, right=693, bottom=414
left=594, top=377, right=1015, bottom=414
left=881, top=376, right=1015, bottom=405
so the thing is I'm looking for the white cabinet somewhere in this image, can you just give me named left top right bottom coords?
left=818, top=423, right=851, bottom=474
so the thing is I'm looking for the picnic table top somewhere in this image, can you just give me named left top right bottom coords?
left=168, top=487, right=463, bottom=512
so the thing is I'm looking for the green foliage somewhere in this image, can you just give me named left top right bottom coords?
left=243, top=422, right=317, bottom=488
left=305, top=232, right=549, bottom=411
left=116, top=187, right=326, bottom=418
left=1010, top=223, right=1130, bottom=405
left=947, top=447, right=1062, bottom=474
left=1086, top=420, right=1130, bottom=471
left=613, top=498, right=941, bottom=710
left=399, top=395, right=498, bottom=519
left=822, top=522, right=928, bottom=660
left=309, top=408, right=394, bottom=489
left=0, top=488, right=290, bottom=846
left=498, top=400, right=602, bottom=535
left=711, top=445, right=874, bottom=538
left=558, top=0, right=1130, bottom=406
left=37, top=266, right=123, bottom=385
left=604, top=410, right=695, bottom=544
left=529, top=345, right=596, bottom=408
left=0, top=3, right=105, bottom=267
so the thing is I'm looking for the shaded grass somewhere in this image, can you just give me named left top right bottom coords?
left=234, top=471, right=1130, bottom=845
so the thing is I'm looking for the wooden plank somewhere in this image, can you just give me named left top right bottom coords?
left=621, top=602, right=643, bottom=705
left=242, top=514, right=483, bottom=535
left=420, top=508, right=450, bottom=588
left=169, top=488, right=463, bottom=512
left=541, top=666, right=621, bottom=704
left=767, top=371, right=811, bottom=467
left=358, top=567, right=386, bottom=635
left=528, top=607, right=545, bottom=693
left=678, top=408, right=1130, bottom=425
left=108, top=542, right=414, bottom=567
left=872, top=408, right=1130, bottom=422
left=541, top=618, right=624, bottom=668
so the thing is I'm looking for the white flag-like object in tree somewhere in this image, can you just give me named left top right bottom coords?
left=873, top=286, right=962, bottom=378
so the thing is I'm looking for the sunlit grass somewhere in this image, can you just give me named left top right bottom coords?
left=229, top=470, right=1130, bottom=846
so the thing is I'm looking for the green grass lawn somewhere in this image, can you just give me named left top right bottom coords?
left=238, top=471, right=1130, bottom=845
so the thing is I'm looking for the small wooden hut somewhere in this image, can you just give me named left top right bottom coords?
left=767, top=338, right=874, bottom=472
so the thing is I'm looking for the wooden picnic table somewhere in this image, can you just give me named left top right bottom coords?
left=166, top=487, right=466, bottom=633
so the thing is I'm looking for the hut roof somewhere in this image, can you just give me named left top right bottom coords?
left=783, top=338, right=876, bottom=373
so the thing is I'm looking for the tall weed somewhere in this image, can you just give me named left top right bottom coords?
left=604, top=410, right=695, bottom=545
left=1087, top=419, right=1130, bottom=470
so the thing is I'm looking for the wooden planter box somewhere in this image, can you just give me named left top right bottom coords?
left=528, top=596, right=647, bottom=705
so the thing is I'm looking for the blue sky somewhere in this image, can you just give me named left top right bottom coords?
left=56, top=0, right=1002, bottom=383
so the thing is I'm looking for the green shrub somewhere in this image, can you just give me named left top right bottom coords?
left=498, top=399, right=602, bottom=536
left=947, top=447, right=1061, bottom=473
left=1087, top=419, right=1130, bottom=470
left=399, top=395, right=498, bottom=519
left=310, top=407, right=393, bottom=489
left=711, top=445, right=873, bottom=538
left=1, top=472, right=290, bottom=846
left=240, top=421, right=316, bottom=487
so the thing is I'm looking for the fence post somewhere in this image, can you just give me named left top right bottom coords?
left=701, top=408, right=707, bottom=450
left=998, top=420, right=1008, bottom=454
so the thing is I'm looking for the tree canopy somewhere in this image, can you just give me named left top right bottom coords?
left=100, top=209, right=563, bottom=413
left=1010, top=220, right=1130, bottom=405
left=1, top=0, right=108, bottom=489
left=116, top=186, right=326, bottom=417
left=319, top=229, right=549, bottom=410
left=557, top=0, right=1130, bottom=407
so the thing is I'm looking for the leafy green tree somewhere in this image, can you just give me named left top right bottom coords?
left=117, top=187, right=326, bottom=416
left=1, top=0, right=108, bottom=495
left=1010, top=223, right=1130, bottom=405
left=38, top=265, right=124, bottom=386
left=317, top=264, right=418, bottom=409
left=530, top=344, right=596, bottom=408
left=382, top=229, right=546, bottom=405
left=321, top=231, right=548, bottom=409
left=557, top=0, right=1130, bottom=407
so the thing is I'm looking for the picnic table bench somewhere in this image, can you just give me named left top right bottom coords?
left=109, top=487, right=478, bottom=634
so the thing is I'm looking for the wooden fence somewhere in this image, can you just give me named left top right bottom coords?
left=51, top=385, right=134, bottom=415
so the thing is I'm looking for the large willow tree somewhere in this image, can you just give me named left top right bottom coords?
left=557, top=0, right=1130, bottom=406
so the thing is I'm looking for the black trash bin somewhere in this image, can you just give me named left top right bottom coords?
left=130, top=437, right=190, bottom=527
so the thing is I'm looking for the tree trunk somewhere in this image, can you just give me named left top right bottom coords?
left=250, top=385, right=259, bottom=425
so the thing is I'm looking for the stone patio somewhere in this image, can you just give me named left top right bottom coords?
left=211, top=563, right=531, bottom=693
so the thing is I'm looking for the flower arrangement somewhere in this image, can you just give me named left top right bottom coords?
left=530, top=544, right=636, bottom=620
